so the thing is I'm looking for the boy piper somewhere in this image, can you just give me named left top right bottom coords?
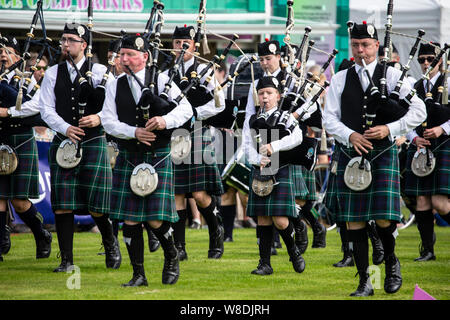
left=101, top=34, right=193, bottom=286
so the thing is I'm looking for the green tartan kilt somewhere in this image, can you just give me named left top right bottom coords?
left=214, top=127, right=241, bottom=193
left=109, top=146, right=178, bottom=223
left=291, top=165, right=309, bottom=200
left=294, top=165, right=317, bottom=200
left=173, top=125, right=224, bottom=196
left=247, top=165, right=298, bottom=218
left=49, top=134, right=112, bottom=214
left=325, top=142, right=402, bottom=222
left=0, top=129, right=39, bottom=199
left=404, top=136, right=450, bottom=196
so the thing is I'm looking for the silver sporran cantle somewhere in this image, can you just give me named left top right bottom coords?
left=411, top=148, right=436, bottom=177
left=130, top=163, right=159, bottom=197
left=56, top=139, right=82, bottom=169
left=0, top=144, right=18, bottom=175
left=170, top=135, right=192, bottom=162
left=251, top=170, right=276, bottom=197
left=344, top=156, right=373, bottom=191
left=107, top=141, right=120, bottom=169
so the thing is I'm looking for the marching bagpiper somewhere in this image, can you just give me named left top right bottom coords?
left=0, top=35, right=52, bottom=261
left=39, top=23, right=121, bottom=272
left=404, top=42, right=450, bottom=261
left=323, top=22, right=426, bottom=296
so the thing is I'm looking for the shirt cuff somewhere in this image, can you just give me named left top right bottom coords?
left=343, top=128, right=355, bottom=147
left=386, top=122, right=401, bottom=141
left=441, top=122, right=450, bottom=135
left=271, top=140, right=281, bottom=154
left=162, top=114, right=175, bottom=130
left=59, top=123, right=71, bottom=137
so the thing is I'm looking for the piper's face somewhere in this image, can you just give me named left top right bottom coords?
left=418, top=54, right=440, bottom=75
left=108, top=51, right=123, bottom=75
left=351, top=38, right=379, bottom=66
left=0, top=46, right=19, bottom=69
left=257, top=87, right=280, bottom=111
left=172, top=39, right=195, bottom=62
left=120, top=48, right=148, bottom=74
left=60, top=33, right=87, bottom=60
left=259, top=54, right=281, bottom=74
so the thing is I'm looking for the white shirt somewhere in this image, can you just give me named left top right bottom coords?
left=101, top=67, right=193, bottom=140
left=406, top=72, right=450, bottom=142
left=323, top=59, right=426, bottom=147
left=243, top=105, right=303, bottom=165
left=163, top=56, right=225, bottom=120
left=39, top=57, right=108, bottom=136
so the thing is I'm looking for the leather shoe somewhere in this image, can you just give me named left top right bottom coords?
left=148, top=230, right=161, bottom=253
left=270, top=246, right=278, bottom=255
left=350, top=272, right=374, bottom=297
left=224, top=236, right=233, bottom=242
left=333, top=243, right=354, bottom=267
left=384, top=254, right=402, bottom=294
left=105, top=237, right=121, bottom=269
left=414, top=251, right=436, bottom=262
left=295, top=220, right=308, bottom=254
left=36, top=229, right=52, bottom=259
left=162, top=252, right=179, bottom=285
left=53, top=255, right=74, bottom=273
left=0, top=225, right=11, bottom=255
left=122, top=274, right=148, bottom=287
left=208, top=226, right=224, bottom=259
left=289, top=247, right=306, bottom=273
left=312, top=223, right=326, bottom=248
left=251, top=261, right=273, bottom=275
left=273, top=240, right=282, bottom=249
left=415, top=239, right=436, bottom=262
left=176, top=243, right=188, bottom=261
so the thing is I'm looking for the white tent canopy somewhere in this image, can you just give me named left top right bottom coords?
left=350, top=0, right=450, bottom=79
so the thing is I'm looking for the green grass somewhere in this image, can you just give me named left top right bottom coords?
left=1, top=225, right=449, bottom=300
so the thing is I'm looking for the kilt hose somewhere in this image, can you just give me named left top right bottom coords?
left=325, top=142, right=402, bottom=223
left=49, top=134, right=112, bottom=214
left=404, top=136, right=450, bottom=196
left=0, top=129, right=39, bottom=199
left=247, top=165, right=298, bottom=218
left=173, top=125, right=224, bottom=196
left=109, top=146, right=178, bottom=223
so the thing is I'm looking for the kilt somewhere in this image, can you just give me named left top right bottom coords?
left=292, top=165, right=309, bottom=200
left=404, top=136, right=450, bottom=196
left=0, top=129, right=39, bottom=199
left=325, top=142, right=402, bottom=222
left=49, top=134, right=112, bottom=214
left=173, top=125, right=224, bottom=196
left=247, top=165, right=298, bottom=218
left=109, top=146, right=178, bottom=223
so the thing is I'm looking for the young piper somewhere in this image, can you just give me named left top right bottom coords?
left=244, top=76, right=306, bottom=275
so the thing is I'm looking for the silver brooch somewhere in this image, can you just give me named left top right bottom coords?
left=367, top=24, right=375, bottom=38
left=189, top=29, right=195, bottom=39
left=269, top=43, right=277, bottom=54
left=135, top=37, right=144, bottom=50
left=272, top=78, right=279, bottom=87
left=77, top=26, right=85, bottom=37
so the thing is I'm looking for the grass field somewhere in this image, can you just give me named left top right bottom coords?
left=1, top=224, right=449, bottom=300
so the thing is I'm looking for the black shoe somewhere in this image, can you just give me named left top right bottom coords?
left=251, top=261, right=273, bottom=275
left=0, top=254, right=3, bottom=262
left=333, top=243, right=354, bottom=267
left=176, top=243, right=188, bottom=261
left=122, top=274, right=148, bottom=287
left=0, top=225, right=11, bottom=255
left=312, top=223, right=326, bottom=248
left=224, top=236, right=233, bottom=242
left=289, top=247, right=306, bottom=273
left=53, top=254, right=74, bottom=273
left=162, top=253, right=180, bottom=285
left=105, top=237, right=122, bottom=269
left=295, top=220, right=308, bottom=254
left=36, top=230, right=52, bottom=259
left=208, top=226, right=224, bottom=259
left=384, top=254, right=402, bottom=294
left=148, top=231, right=161, bottom=253
left=415, top=236, right=436, bottom=262
left=350, top=272, right=374, bottom=297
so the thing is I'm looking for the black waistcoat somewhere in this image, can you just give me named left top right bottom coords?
left=54, top=61, right=102, bottom=139
left=341, top=64, right=390, bottom=136
left=115, top=71, right=169, bottom=152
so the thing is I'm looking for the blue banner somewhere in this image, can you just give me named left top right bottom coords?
left=12, top=140, right=94, bottom=226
